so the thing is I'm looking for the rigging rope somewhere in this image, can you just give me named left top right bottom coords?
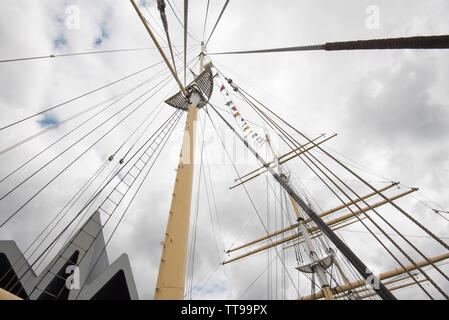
left=0, top=74, right=175, bottom=229
left=0, top=73, right=158, bottom=184
left=236, top=84, right=436, bottom=299
left=0, top=159, right=110, bottom=290
left=186, top=111, right=206, bottom=300
left=204, top=105, right=301, bottom=297
left=0, top=67, right=172, bottom=196
left=205, top=0, right=230, bottom=46
left=26, top=108, right=183, bottom=299
left=18, top=96, right=172, bottom=290
left=166, top=0, right=201, bottom=43
left=4, top=59, right=195, bottom=295
left=184, top=0, right=188, bottom=85
left=206, top=98, right=398, bottom=300
left=0, top=62, right=162, bottom=131
left=202, top=0, right=210, bottom=41
left=157, top=0, right=178, bottom=73
left=0, top=88, right=135, bottom=158
left=234, top=79, right=446, bottom=299
left=0, top=47, right=173, bottom=64
left=72, top=109, right=183, bottom=300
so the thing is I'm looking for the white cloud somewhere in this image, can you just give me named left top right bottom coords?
left=1, top=0, right=449, bottom=300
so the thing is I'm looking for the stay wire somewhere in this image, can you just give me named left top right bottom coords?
left=14, top=58, right=194, bottom=296
left=0, top=61, right=167, bottom=131
left=0, top=70, right=171, bottom=205
left=238, top=255, right=277, bottom=300
left=0, top=74, right=176, bottom=229
left=18, top=108, right=182, bottom=296
left=0, top=159, right=109, bottom=290
left=246, top=98, right=449, bottom=299
left=202, top=0, right=210, bottom=41
left=13, top=162, right=122, bottom=295
left=237, top=77, right=449, bottom=257
left=235, top=84, right=440, bottom=300
left=186, top=110, right=207, bottom=300
left=166, top=0, right=201, bottom=43
left=156, top=0, right=178, bottom=73
left=0, top=68, right=173, bottom=200
left=0, top=47, right=177, bottom=64
left=138, top=0, right=197, bottom=73
left=0, top=92, right=126, bottom=157
left=200, top=125, right=226, bottom=255
left=121, top=53, right=198, bottom=161
left=204, top=106, right=301, bottom=297
left=32, top=109, right=183, bottom=299
left=209, top=74, right=400, bottom=299
left=0, top=76, right=153, bottom=184
left=0, top=47, right=199, bottom=182
left=205, top=0, right=230, bottom=46
left=184, top=0, right=188, bottom=86
left=72, top=109, right=183, bottom=300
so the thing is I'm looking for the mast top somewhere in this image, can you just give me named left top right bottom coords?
left=164, top=63, right=214, bottom=111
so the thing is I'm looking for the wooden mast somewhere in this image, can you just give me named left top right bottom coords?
left=129, top=0, right=205, bottom=299
left=154, top=42, right=205, bottom=300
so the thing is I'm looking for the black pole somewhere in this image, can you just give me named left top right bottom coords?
left=325, top=35, right=449, bottom=51
left=209, top=35, right=449, bottom=55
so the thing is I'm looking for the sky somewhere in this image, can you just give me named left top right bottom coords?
left=0, top=0, right=449, bottom=300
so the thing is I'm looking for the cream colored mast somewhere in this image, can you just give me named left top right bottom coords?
left=266, top=135, right=334, bottom=300
left=129, top=0, right=206, bottom=299
left=154, top=42, right=206, bottom=300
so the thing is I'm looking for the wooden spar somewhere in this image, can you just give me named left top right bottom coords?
left=335, top=273, right=415, bottom=299
left=278, top=135, right=328, bottom=162
left=233, top=133, right=328, bottom=182
left=300, top=252, right=449, bottom=300
left=226, top=182, right=398, bottom=253
left=279, top=136, right=336, bottom=165
left=358, top=280, right=428, bottom=299
left=223, top=188, right=416, bottom=264
left=283, top=216, right=368, bottom=250
left=129, top=0, right=187, bottom=96
left=229, top=133, right=337, bottom=189
left=328, top=214, right=367, bottom=230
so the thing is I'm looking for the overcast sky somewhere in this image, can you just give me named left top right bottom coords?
left=0, top=0, right=449, bottom=300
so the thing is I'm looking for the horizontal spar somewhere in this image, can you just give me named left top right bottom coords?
left=300, top=252, right=449, bottom=300
left=233, top=134, right=327, bottom=183
left=226, top=182, right=399, bottom=253
left=357, top=280, right=428, bottom=300
left=335, top=273, right=414, bottom=299
left=229, top=133, right=337, bottom=190
left=223, top=188, right=416, bottom=264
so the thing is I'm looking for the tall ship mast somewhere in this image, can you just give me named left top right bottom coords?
left=0, top=0, right=449, bottom=301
